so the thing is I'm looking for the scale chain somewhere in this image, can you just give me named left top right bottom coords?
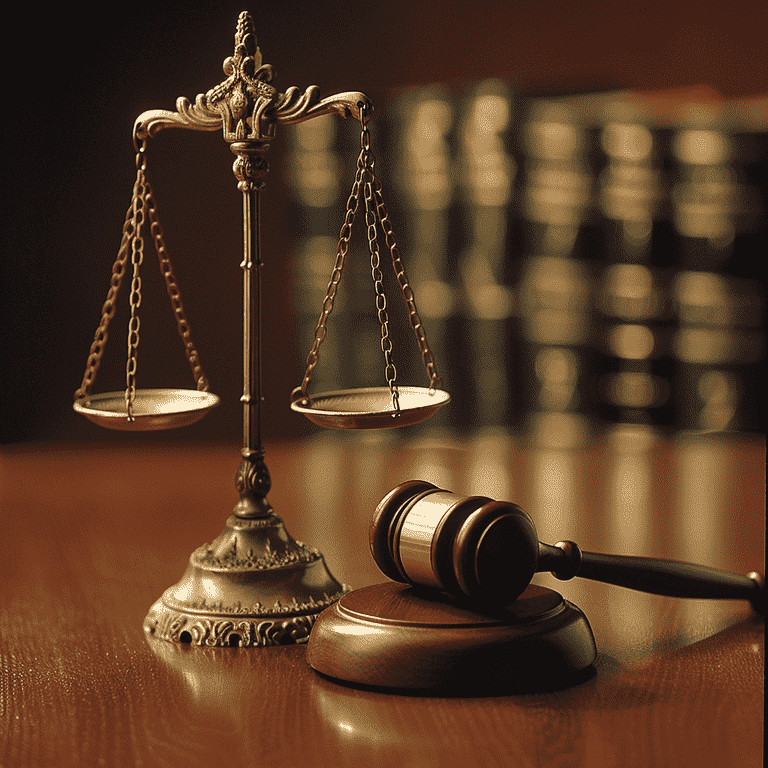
left=371, top=179, right=441, bottom=392
left=293, top=101, right=441, bottom=408
left=74, top=140, right=210, bottom=414
left=360, top=102, right=441, bottom=393
left=362, top=169, right=400, bottom=415
left=359, top=108, right=400, bottom=414
left=125, top=159, right=148, bottom=419
left=73, top=199, right=136, bottom=402
left=145, top=182, right=210, bottom=393
left=294, top=140, right=365, bottom=401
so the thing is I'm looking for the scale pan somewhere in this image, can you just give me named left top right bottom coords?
left=291, top=386, right=450, bottom=430
left=73, top=388, right=220, bottom=431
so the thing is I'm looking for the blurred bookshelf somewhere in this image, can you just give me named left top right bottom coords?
left=285, top=84, right=766, bottom=441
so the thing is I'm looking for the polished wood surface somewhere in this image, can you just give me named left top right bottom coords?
left=1, top=429, right=764, bottom=767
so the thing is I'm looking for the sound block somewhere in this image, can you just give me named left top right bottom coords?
left=307, top=581, right=597, bottom=693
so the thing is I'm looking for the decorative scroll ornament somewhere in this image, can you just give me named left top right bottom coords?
left=145, top=605, right=328, bottom=647
left=143, top=509, right=351, bottom=647
left=206, top=12, right=277, bottom=141
left=133, top=11, right=371, bottom=147
left=233, top=453, right=272, bottom=517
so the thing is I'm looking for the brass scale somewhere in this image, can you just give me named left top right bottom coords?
left=73, top=11, right=450, bottom=647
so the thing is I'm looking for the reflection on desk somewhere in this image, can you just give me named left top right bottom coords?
left=0, top=429, right=764, bottom=767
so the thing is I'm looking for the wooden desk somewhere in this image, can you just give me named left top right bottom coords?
left=1, top=429, right=764, bottom=767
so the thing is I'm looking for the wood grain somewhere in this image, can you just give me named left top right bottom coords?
left=0, top=434, right=764, bottom=767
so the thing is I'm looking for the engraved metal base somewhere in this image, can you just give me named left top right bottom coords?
left=144, top=513, right=350, bottom=647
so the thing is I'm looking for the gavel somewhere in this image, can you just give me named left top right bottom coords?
left=370, top=480, right=765, bottom=612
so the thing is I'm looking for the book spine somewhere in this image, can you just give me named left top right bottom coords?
left=669, top=105, right=766, bottom=432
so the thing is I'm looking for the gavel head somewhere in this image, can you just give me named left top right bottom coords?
left=369, top=481, right=540, bottom=606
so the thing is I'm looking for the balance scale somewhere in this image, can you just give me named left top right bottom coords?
left=73, top=10, right=450, bottom=650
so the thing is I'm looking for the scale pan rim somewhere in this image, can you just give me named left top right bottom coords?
left=290, top=386, right=450, bottom=430
left=73, top=388, right=221, bottom=431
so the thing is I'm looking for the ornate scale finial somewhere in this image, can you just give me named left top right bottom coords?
left=208, top=11, right=278, bottom=142
left=133, top=10, right=371, bottom=150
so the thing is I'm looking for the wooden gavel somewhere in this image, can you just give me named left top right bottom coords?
left=370, top=480, right=765, bottom=612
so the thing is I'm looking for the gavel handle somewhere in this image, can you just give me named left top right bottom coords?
left=542, top=541, right=765, bottom=613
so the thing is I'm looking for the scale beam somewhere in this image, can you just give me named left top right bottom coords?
left=133, top=88, right=371, bottom=145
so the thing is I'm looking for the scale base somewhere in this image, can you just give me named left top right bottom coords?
left=307, top=582, right=597, bottom=693
left=144, top=513, right=350, bottom=647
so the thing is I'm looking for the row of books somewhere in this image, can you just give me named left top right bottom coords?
left=284, top=83, right=766, bottom=438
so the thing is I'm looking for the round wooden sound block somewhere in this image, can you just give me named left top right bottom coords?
left=307, top=581, right=597, bottom=693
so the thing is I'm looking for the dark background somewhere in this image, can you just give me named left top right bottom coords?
left=3, top=0, right=767, bottom=444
